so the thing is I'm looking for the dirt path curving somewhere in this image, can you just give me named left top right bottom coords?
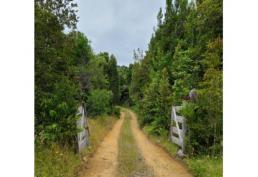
left=128, top=109, right=193, bottom=177
left=81, top=112, right=125, bottom=177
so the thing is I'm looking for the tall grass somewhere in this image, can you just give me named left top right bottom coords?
left=35, top=115, right=117, bottom=177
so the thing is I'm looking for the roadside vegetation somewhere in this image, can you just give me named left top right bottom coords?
left=35, top=115, right=118, bottom=177
left=35, top=144, right=80, bottom=177
left=185, top=156, right=222, bottom=177
left=136, top=109, right=222, bottom=177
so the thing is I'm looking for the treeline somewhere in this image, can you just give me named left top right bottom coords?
left=35, top=0, right=120, bottom=148
left=129, top=0, right=222, bottom=156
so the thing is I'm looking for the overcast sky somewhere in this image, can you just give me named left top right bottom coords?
left=76, top=0, right=165, bottom=66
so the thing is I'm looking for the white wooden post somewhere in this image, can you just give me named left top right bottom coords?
left=77, top=105, right=89, bottom=152
left=170, top=106, right=186, bottom=152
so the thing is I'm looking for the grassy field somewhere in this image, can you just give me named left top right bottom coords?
left=116, top=110, right=154, bottom=177
left=35, top=115, right=117, bottom=177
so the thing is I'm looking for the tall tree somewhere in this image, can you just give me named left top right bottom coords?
left=106, top=54, right=120, bottom=104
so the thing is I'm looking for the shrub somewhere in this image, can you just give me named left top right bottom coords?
left=112, top=106, right=121, bottom=118
left=35, top=77, right=80, bottom=146
left=87, top=89, right=113, bottom=117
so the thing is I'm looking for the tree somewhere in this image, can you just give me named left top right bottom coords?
left=117, top=66, right=130, bottom=105
left=35, top=0, right=78, bottom=29
left=105, top=54, right=120, bottom=104
left=157, top=8, right=163, bottom=27
left=35, top=4, right=79, bottom=144
left=129, top=0, right=223, bottom=156
left=140, top=68, right=172, bottom=134
left=87, top=89, right=113, bottom=117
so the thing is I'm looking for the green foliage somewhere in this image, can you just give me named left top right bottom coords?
left=117, top=66, right=131, bottom=105
left=138, top=68, right=172, bottom=134
left=113, top=106, right=121, bottom=118
left=129, top=60, right=150, bottom=104
left=87, top=89, right=113, bottom=117
left=35, top=0, right=121, bottom=149
left=35, top=0, right=78, bottom=29
left=106, top=55, right=120, bottom=104
left=185, top=156, right=223, bottom=177
left=86, top=55, right=109, bottom=90
left=180, top=38, right=223, bottom=156
left=35, top=1, right=82, bottom=147
left=129, top=0, right=222, bottom=157
left=36, top=77, right=80, bottom=146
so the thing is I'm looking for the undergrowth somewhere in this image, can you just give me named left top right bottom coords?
left=35, top=115, right=118, bottom=177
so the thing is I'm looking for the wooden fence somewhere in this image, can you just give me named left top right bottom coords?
left=77, top=104, right=90, bottom=152
left=170, top=106, right=186, bottom=152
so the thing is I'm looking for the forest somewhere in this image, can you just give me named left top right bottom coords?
left=35, top=0, right=222, bottom=176
left=35, top=0, right=121, bottom=147
left=129, top=0, right=222, bottom=156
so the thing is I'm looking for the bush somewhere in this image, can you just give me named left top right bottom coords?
left=185, top=156, right=222, bottom=177
left=112, top=106, right=121, bottom=118
left=181, top=96, right=222, bottom=156
left=35, top=77, right=80, bottom=146
left=87, top=89, right=113, bottom=117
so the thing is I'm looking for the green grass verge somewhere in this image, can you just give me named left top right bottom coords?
left=116, top=110, right=154, bottom=177
left=35, top=115, right=117, bottom=177
left=185, top=156, right=222, bottom=177
left=35, top=144, right=80, bottom=177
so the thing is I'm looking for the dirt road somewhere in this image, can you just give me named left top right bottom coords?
left=128, top=109, right=193, bottom=177
left=81, top=109, right=192, bottom=177
left=81, top=112, right=125, bottom=177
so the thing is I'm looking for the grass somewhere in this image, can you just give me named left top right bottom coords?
left=133, top=109, right=223, bottom=177
left=35, top=115, right=117, bottom=177
left=116, top=110, right=154, bottom=177
left=35, top=144, right=81, bottom=177
left=185, top=156, right=223, bottom=177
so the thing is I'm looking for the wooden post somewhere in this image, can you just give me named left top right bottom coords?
left=170, top=106, right=186, bottom=152
left=77, top=104, right=89, bottom=152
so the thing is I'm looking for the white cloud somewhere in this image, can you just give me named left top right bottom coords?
left=76, top=0, right=165, bottom=66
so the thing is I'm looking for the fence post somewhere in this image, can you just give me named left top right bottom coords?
left=170, top=106, right=186, bottom=153
left=77, top=104, right=89, bottom=152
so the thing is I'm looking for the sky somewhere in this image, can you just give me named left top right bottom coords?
left=75, top=0, right=165, bottom=66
